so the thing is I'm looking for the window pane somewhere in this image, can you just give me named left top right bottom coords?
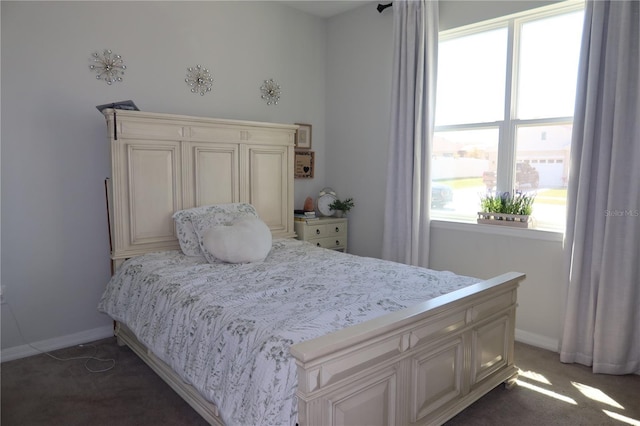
left=436, top=28, right=508, bottom=125
left=517, top=11, right=584, bottom=119
left=432, top=128, right=499, bottom=221
left=515, top=124, right=572, bottom=231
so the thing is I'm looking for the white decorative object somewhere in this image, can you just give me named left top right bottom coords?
left=185, top=65, right=213, bottom=96
left=202, top=217, right=272, bottom=263
left=260, top=78, right=281, bottom=105
left=316, top=187, right=338, bottom=216
left=89, top=49, right=126, bottom=85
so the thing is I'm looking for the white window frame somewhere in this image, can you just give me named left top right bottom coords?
left=433, top=1, right=584, bottom=231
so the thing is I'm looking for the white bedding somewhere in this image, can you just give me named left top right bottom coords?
left=98, top=238, right=479, bottom=426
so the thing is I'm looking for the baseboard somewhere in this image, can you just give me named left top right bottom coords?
left=1, top=325, right=114, bottom=363
left=515, top=328, right=560, bottom=352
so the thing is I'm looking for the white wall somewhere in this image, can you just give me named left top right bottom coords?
left=326, top=0, right=566, bottom=350
left=325, top=3, right=394, bottom=259
left=429, top=222, right=565, bottom=350
left=1, top=1, right=328, bottom=358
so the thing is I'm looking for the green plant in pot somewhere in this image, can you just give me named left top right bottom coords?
left=480, top=191, right=535, bottom=219
left=329, top=197, right=354, bottom=218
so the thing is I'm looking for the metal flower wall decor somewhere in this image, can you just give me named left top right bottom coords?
left=185, top=65, right=214, bottom=96
left=89, top=49, right=126, bottom=85
left=260, top=78, right=281, bottom=105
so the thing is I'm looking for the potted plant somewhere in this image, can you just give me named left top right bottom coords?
left=329, top=197, right=354, bottom=218
left=478, top=191, right=535, bottom=228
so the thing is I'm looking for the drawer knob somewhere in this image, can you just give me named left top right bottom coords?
left=317, top=242, right=321, bottom=247
left=316, top=229, right=321, bottom=235
left=336, top=240, right=340, bottom=246
left=335, top=227, right=340, bottom=232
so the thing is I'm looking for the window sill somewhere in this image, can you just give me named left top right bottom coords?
left=430, top=219, right=564, bottom=243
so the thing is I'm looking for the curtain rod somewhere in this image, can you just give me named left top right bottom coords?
left=377, top=2, right=392, bottom=13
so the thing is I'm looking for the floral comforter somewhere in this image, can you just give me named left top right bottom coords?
left=98, top=238, right=479, bottom=426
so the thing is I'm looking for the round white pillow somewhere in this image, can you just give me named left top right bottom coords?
left=202, top=217, right=272, bottom=263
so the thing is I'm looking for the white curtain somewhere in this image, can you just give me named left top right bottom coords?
left=382, top=0, right=438, bottom=267
left=561, top=0, right=640, bottom=375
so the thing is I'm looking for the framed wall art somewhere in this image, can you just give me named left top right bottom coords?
left=294, top=123, right=312, bottom=149
left=295, top=150, right=315, bottom=179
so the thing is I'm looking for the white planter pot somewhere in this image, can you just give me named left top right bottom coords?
left=477, top=212, right=532, bottom=228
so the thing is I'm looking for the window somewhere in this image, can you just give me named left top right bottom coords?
left=431, top=2, right=584, bottom=232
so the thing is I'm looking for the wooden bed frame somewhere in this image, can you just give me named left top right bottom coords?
left=103, top=109, right=524, bottom=426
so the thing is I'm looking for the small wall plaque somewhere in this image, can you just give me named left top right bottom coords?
left=295, top=151, right=315, bottom=179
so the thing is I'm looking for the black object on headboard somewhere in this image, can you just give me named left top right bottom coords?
left=96, top=100, right=139, bottom=113
left=96, top=100, right=139, bottom=140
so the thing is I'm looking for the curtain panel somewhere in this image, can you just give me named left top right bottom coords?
left=561, top=0, right=640, bottom=375
left=382, top=0, right=438, bottom=267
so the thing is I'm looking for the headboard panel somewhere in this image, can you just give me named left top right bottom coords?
left=104, top=109, right=297, bottom=268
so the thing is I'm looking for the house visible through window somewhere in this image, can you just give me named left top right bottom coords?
left=431, top=2, right=584, bottom=232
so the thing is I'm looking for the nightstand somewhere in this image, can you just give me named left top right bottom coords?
left=294, top=217, right=348, bottom=252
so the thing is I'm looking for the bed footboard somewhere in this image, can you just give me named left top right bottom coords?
left=290, top=272, right=524, bottom=426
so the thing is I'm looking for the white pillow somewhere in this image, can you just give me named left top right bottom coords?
left=201, top=217, right=272, bottom=264
left=173, top=203, right=259, bottom=256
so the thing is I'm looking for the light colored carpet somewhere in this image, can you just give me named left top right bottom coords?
left=2, top=338, right=639, bottom=425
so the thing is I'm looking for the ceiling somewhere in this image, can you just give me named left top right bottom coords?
left=277, top=1, right=373, bottom=18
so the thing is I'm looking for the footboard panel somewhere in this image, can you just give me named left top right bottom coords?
left=290, top=272, right=524, bottom=426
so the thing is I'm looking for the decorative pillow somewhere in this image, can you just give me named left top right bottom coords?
left=173, top=203, right=259, bottom=256
left=200, top=217, right=272, bottom=264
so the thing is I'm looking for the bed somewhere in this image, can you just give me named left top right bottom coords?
left=99, top=109, right=524, bottom=426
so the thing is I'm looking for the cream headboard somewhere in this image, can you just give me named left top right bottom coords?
left=103, top=109, right=297, bottom=268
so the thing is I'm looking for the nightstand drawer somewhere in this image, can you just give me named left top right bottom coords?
left=326, top=222, right=347, bottom=236
left=306, top=222, right=347, bottom=238
left=312, top=236, right=347, bottom=250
